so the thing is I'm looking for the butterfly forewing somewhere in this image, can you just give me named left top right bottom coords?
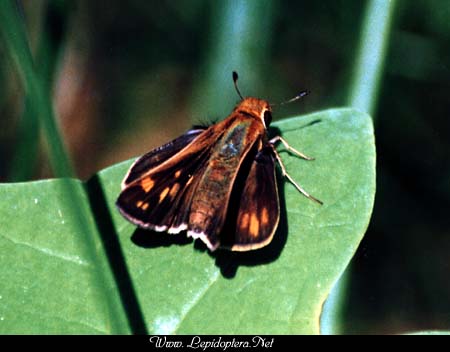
left=122, top=128, right=206, bottom=187
left=117, top=128, right=213, bottom=231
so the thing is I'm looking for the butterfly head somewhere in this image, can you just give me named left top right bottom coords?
left=232, top=72, right=272, bottom=129
left=232, top=71, right=309, bottom=131
left=235, top=97, right=273, bottom=129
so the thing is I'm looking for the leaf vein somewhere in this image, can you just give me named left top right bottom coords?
left=0, top=233, right=90, bottom=266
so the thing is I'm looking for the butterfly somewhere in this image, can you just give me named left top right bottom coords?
left=116, top=72, right=322, bottom=252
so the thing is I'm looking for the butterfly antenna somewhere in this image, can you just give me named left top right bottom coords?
left=232, top=71, right=244, bottom=100
left=272, top=90, right=309, bottom=107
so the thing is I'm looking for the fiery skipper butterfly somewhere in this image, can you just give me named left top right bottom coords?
left=117, top=72, right=322, bottom=251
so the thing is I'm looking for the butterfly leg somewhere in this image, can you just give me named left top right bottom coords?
left=269, top=135, right=315, bottom=160
left=268, top=141, right=323, bottom=205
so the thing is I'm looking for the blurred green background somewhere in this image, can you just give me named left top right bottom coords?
left=1, top=0, right=449, bottom=334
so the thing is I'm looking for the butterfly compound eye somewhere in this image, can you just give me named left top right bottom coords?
left=263, top=110, right=272, bottom=127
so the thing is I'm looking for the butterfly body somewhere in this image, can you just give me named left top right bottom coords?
left=117, top=90, right=321, bottom=252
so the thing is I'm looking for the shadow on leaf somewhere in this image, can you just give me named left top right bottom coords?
left=131, top=228, right=193, bottom=248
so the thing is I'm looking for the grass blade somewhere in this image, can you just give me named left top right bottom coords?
left=347, top=0, right=397, bottom=116
left=0, top=0, right=73, bottom=178
left=191, top=0, right=276, bottom=119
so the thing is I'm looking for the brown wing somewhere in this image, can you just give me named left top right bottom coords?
left=116, top=128, right=214, bottom=232
left=221, top=146, right=280, bottom=251
left=121, top=128, right=205, bottom=187
left=185, top=119, right=265, bottom=251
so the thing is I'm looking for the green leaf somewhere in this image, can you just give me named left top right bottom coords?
left=0, top=179, right=130, bottom=334
left=406, top=331, right=450, bottom=335
left=0, top=108, right=375, bottom=334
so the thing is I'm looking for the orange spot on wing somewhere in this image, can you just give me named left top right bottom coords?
left=261, top=207, right=269, bottom=226
left=241, top=212, right=250, bottom=229
left=136, top=200, right=149, bottom=210
left=159, top=187, right=170, bottom=203
left=170, top=183, right=180, bottom=197
left=185, top=176, right=194, bottom=186
left=249, top=213, right=260, bottom=238
left=140, top=177, right=154, bottom=192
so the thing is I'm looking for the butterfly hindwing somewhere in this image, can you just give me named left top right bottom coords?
left=223, top=145, right=280, bottom=251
